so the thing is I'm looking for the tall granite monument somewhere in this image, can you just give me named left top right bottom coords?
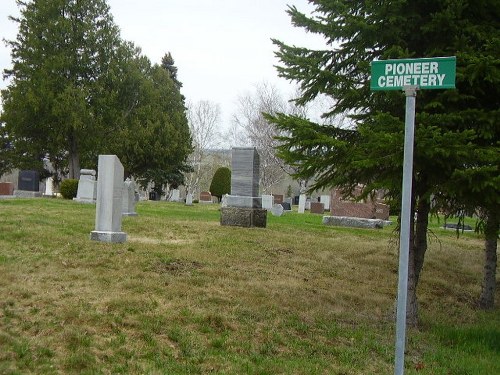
left=90, top=155, right=127, bottom=243
left=220, top=147, right=266, bottom=228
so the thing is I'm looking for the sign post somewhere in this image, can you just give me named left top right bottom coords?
left=370, top=57, right=455, bottom=375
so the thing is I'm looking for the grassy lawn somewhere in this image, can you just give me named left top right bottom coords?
left=0, top=198, right=498, bottom=374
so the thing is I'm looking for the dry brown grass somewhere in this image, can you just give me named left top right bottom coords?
left=0, top=198, right=497, bottom=374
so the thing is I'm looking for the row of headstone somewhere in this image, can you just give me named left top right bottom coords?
left=261, top=194, right=292, bottom=216
left=73, top=169, right=137, bottom=217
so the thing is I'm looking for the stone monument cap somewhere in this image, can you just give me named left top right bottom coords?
left=80, top=169, right=96, bottom=176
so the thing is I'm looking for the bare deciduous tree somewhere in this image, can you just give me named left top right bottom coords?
left=230, top=82, right=289, bottom=193
left=185, top=100, right=222, bottom=198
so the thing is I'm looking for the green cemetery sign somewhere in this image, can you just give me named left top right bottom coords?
left=371, top=56, right=456, bottom=91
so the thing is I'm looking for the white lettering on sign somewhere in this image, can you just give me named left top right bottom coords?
left=377, top=73, right=445, bottom=89
left=384, top=62, right=439, bottom=75
left=378, top=61, right=445, bottom=89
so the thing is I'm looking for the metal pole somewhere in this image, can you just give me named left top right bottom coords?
left=394, top=85, right=418, bottom=375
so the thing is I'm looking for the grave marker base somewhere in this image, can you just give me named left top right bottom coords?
left=90, top=231, right=127, bottom=243
left=220, top=207, right=267, bottom=228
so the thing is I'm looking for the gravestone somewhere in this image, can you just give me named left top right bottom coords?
left=443, top=223, right=473, bottom=231
left=281, top=201, right=292, bottom=211
left=273, top=194, right=284, bottom=204
left=310, top=202, right=325, bottom=214
left=323, top=216, right=389, bottom=229
left=90, top=155, right=127, bottom=243
left=18, top=170, right=39, bottom=191
left=305, top=199, right=312, bottom=210
left=271, top=203, right=284, bottom=217
left=169, top=189, right=180, bottom=202
left=185, top=193, right=193, bottom=206
left=44, top=177, right=54, bottom=196
left=221, top=194, right=228, bottom=208
left=122, top=178, right=138, bottom=216
left=261, top=194, right=274, bottom=210
left=221, top=147, right=266, bottom=228
left=15, top=170, right=41, bottom=197
left=0, top=182, right=14, bottom=196
left=298, top=194, right=306, bottom=214
left=329, top=187, right=390, bottom=220
left=74, top=169, right=97, bottom=203
left=320, top=195, right=330, bottom=211
left=199, top=191, right=212, bottom=203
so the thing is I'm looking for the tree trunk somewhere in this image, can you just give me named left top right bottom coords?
left=68, top=133, right=80, bottom=180
left=479, top=208, right=498, bottom=309
left=403, top=193, right=430, bottom=327
left=414, top=198, right=430, bottom=286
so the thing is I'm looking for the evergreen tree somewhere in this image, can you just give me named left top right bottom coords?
left=209, top=167, right=231, bottom=201
left=267, top=0, right=499, bottom=323
left=1, top=0, right=124, bottom=178
left=161, top=52, right=182, bottom=90
left=114, top=54, right=192, bottom=193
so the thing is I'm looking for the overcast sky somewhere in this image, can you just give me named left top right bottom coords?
left=0, top=0, right=326, bottom=129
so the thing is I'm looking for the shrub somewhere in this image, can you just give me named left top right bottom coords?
left=60, top=179, right=79, bottom=199
left=209, top=167, right=231, bottom=201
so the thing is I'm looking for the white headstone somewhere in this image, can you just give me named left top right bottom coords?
left=221, top=194, right=228, bottom=208
left=90, top=155, right=127, bottom=243
left=261, top=194, right=274, bottom=210
left=74, top=169, right=97, bottom=203
left=271, top=203, right=284, bottom=217
left=305, top=199, right=311, bottom=210
left=122, top=178, right=138, bottom=216
left=185, top=193, right=193, bottom=206
left=44, top=177, right=54, bottom=196
left=298, top=194, right=306, bottom=214
left=320, top=195, right=331, bottom=211
left=170, top=189, right=180, bottom=202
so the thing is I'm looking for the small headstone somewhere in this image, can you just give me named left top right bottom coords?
left=185, top=193, right=193, bottom=206
left=305, top=199, right=312, bottom=210
left=281, top=201, right=291, bottom=211
left=271, top=203, right=284, bottom=217
left=221, top=194, right=228, bottom=208
left=0, top=182, right=14, bottom=196
left=90, top=155, right=127, bottom=243
left=443, top=223, right=473, bottom=231
left=320, top=195, right=330, bottom=211
left=122, top=178, right=138, bottom=216
left=149, top=191, right=160, bottom=201
left=18, top=170, right=39, bottom=191
left=169, top=189, right=180, bottom=202
left=200, top=191, right=212, bottom=203
left=273, top=194, right=284, bottom=204
left=261, top=194, right=274, bottom=210
left=44, top=177, right=54, bottom=196
left=323, top=215, right=390, bottom=229
left=74, top=169, right=97, bottom=203
left=310, top=202, right=325, bottom=214
left=298, top=194, right=306, bottom=214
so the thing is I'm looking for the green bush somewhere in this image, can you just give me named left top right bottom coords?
left=209, top=167, right=231, bottom=200
left=60, top=179, right=79, bottom=199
